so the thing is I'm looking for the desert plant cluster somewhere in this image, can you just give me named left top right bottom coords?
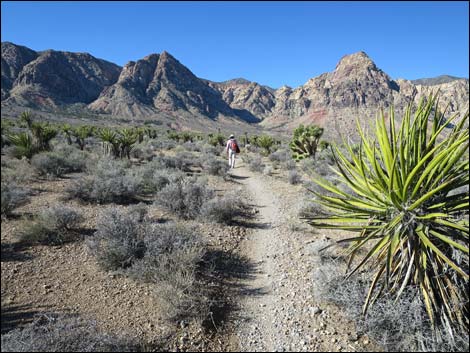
left=1, top=93, right=468, bottom=352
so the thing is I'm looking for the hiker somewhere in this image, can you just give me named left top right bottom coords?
left=225, top=134, right=240, bottom=169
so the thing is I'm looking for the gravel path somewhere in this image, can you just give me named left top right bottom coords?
left=229, top=163, right=375, bottom=352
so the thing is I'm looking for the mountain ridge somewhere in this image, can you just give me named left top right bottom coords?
left=2, top=42, right=468, bottom=139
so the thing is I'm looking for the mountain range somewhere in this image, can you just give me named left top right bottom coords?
left=2, top=41, right=468, bottom=140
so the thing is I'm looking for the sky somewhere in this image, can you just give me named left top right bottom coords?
left=1, top=1, right=469, bottom=88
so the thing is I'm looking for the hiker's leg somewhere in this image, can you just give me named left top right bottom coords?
left=232, top=153, right=236, bottom=168
left=229, top=151, right=235, bottom=168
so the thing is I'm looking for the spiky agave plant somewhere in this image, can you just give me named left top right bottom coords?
left=306, top=94, right=469, bottom=330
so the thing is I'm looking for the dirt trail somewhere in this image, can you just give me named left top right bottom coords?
left=228, top=162, right=373, bottom=352
left=230, top=164, right=282, bottom=351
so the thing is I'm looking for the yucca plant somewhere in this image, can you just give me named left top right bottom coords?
left=118, top=128, right=138, bottom=159
left=98, top=128, right=120, bottom=158
left=305, top=94, right=469, bottom=331
left=289, top=124, right=324, bottom=161
left=19, top=110, right=33, bottom=129
left=61, top=124, right=74, bottom=145
left=73, top=125, right=94, bottom=150
left=31, top=122, right=57, bottom=151
left=7, top=132, right=36, bottom=159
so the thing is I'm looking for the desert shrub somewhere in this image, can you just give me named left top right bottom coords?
left=127, top=222, right=209, bottom=321
left=155, top=177, right=214, bottom=220
left=130, top=144, right=154, bottom=161
left=263, top=165, right=273, bottom=176
left=257, top=135, right=275, bottom=155
left=248, top=155, right=265, bottom=173
left=298, top=157, right=316, bottom=173
left=136, top=167, right=176, bottom=195
left=87, top=208, right=146, bottom=271
left=183, top=141, right=201, bottom=152
left=31, top=153, right=68, bottom=178
left=269, top=149, right=289, bottom=163
left=18, top=204, right=83, bottom=245
left=152, top=139, right=176, bottom=150
left=66, top=158, right=141, bottom=204
left=202, top=143, right=219, bottom=156
left=240, top=153, right=252, bottom=164
left=284, top=158, right=297, bottom=171
left=306, top=95, right=469, bottom=332
left=126, top=203, right=149, bottom=223
left=151, top=153, right=193, bottom=171
left=288, top=170, right=302, bottom=184
left=312, top=257, right=469, bottom=352
left=201, top=155, right=229, bottom=176
left=31, top=145, right=88, bottom=178
left=245, top=144, right=261, bottom=154
left=1, top=157, right=37, bottom=184
left=1, top=314, right=140, bottom=352
left=200, top=193, right=248, bottom=224
left=1, top=182, right=30, bottom=217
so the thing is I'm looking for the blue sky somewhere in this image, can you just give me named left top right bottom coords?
left=1, top=1, right=468, bottom=88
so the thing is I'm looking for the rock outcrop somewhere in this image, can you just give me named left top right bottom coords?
left=89, top=51, right=236, bottom=120
left=2, top=42, right=121, bottom=108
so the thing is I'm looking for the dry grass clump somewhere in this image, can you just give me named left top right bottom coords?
left=1, top=314, right=140, bottom=352
left=311, top=255, right=469, bottom=352
left=1, top=182, right=30, bottom=217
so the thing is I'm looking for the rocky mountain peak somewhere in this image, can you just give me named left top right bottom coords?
left=336, top=51, right=375, bottom=67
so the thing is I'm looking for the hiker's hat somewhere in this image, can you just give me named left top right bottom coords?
left=229, top=134, right=234, bottom=138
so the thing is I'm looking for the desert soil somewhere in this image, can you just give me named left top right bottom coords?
left=1, top=158, right=379, bottom=352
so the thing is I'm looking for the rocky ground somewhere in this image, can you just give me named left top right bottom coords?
left=2, top=156, right=380, bottom=352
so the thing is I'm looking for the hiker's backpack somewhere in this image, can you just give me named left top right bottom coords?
left=230, top=140, right=240, bottom=153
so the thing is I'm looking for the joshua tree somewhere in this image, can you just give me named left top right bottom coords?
left=289, top=124, right=324, bottom=160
